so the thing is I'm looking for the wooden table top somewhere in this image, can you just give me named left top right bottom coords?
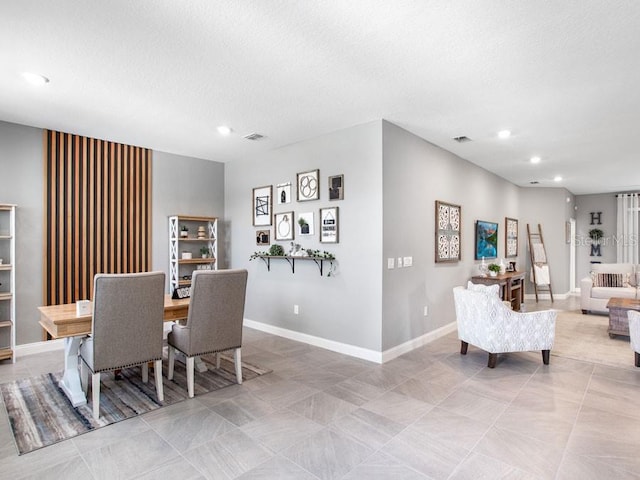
left=38, top=294, right=190, bottom=339
left=606, top=297, right=640, bottom=309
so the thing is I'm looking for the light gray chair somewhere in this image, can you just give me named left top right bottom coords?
left=167, top=269, right=248, bottom=398
left=79, top=272, right=165, bottom=420
left=628, top=310, right=640, bottom=367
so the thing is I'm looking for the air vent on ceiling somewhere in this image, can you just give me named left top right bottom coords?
left=453, top=136, right=472, bottom=143
left=529, top=181, right=540, bottom=184
left=244, top=132, right=266, bottom=141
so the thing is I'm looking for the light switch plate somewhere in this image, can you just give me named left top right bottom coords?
left=387, top=258, right=395, bottom=269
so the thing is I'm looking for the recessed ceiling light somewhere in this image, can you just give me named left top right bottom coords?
left=554, top=176, right=563, bottom=182
left=22, top=72, right=50, bottom=86
left=497, top=130, right=511, bottom=139
left=216, top=125, right=232, bottom=135
left=530, top=156, right=541, bottom=164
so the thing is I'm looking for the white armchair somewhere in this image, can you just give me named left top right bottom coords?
left=453, top=286, right=557, bottom=368
left=628, top=310, right=640, bottom=367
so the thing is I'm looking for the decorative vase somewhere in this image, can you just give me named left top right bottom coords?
left=489, top=271, right=497, bottom=277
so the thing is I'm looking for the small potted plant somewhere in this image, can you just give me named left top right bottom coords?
left=180, top=225, right=189, bottom=238
left=298, top=217, right=309, bottom=234
left=200, top=246, right=210, bottom=258
left=488, top=263, right=501, bottom=277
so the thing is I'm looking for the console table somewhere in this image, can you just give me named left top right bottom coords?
left=470, top=271, right=526, bottom=311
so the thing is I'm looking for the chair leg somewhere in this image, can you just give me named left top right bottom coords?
left=460, top=341, right=469, bottom=355
left=154, top=359, right=164, bottom=402
left=488, top=353, right=497, bottom=368
left=167, top=346, right=175, bottom=380
left=542, top=350, right=550, bottom=365
left=141, top=363, right=149, bottom=383
left=216, top=352, right=221, bottom=369
left=234, top=348, right=242, bottom=385
left=635, top=352, right=640, bottom=368
left=92, top=372, right=101, bottom=420
left=186, top=356, right=195, bottom=398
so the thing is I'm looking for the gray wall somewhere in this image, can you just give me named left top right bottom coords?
left=575, top=193, right=617, bottom=282
left=381, top=121, right=522, bottom=349
left=225, top=121, right=384, bottom=351
left=0, top=121, right=224, bottom=345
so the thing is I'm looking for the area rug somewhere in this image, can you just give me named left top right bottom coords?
left=0, top=354, right=270, bottom=455
left=551, top=309, right=636, bottom=369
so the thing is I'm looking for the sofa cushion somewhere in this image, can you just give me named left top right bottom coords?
left=591, top=286, right=637, bottom=300
left=591, top=272, right=629, bottom=287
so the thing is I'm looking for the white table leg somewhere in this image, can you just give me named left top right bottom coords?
left=58, top=336, right=87, bottom=407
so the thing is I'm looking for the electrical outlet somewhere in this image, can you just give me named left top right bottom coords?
left=403, top=256, right=412, bottom=267
left=387, top=258, right=395, bottom=269
left=294, top=305, right=299, bottom=315
left=423, top=306, right=429, bottom=316
left=397, top=257, right=403, bottom=268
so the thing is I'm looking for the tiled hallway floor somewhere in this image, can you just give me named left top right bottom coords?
left=1, top=297, right=640, bottom=479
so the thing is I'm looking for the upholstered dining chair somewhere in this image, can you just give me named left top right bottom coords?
left=628, top=310, right=640, bottom=367
left=167, top=269, right=248, bottom=398
left=453, top=285, right=557, bottom=368
left=79, top=271, right=165, bottom=420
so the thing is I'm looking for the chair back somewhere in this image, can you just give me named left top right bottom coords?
left=91, top=271, right=165, bottom=372
left=629, top=310, right=640, bottom=352
left=183, top=269, right=248, bottom=356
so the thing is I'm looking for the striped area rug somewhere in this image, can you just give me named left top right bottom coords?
left=0, top=354, right=270, bottom=455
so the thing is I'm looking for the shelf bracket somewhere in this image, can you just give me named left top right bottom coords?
left=259, top=256, right=271, bottom=271
left=285, top=257, right=295, bottom=273
left=311, top=258, right=324, bottom=276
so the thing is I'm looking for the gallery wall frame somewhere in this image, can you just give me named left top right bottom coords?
left=475, top=220, right=498, bottom=260
left=298, top=212, right=314, bottom=236
left=505, top=217, right=518, bottom=257
left=320, top=206, right=339, bottom=243
left=297, top=169, right=320, bottom=201
left=252, top=185, right=272, bottom=226
left=275, top=211, right=295, bottom=241
left=256, top=230, right=270, bottom=245
left=277, top=182, right=291, bottom=204
left=328, top=174, right=344, bottom=200
left=435, top=200, right=461, bottom=262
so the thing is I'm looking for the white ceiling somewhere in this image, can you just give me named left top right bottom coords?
left=2, top=1, right=639, bottom=195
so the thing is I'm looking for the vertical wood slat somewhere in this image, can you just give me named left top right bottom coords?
left=43, top=130, right=152, bottom=306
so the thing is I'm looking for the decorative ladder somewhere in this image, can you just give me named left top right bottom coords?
left=527, top=223, right=554, bottom=302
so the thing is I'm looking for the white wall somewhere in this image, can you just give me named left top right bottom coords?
left=225, top=121, right=384, bottom=352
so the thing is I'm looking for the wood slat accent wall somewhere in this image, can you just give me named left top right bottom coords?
left=43, top=130, right=152, bottom=305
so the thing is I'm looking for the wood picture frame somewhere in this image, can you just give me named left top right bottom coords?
left=505, top=217, right=518, bottom=257
left=274, top=211, right=295, bottom=241
left=328, top=174, right=344, bottom=200
left=256, top=230, right=270, bottom=245
left=297, top=169, right=320, bottom=201
left=252, top=185, right=272, bottom=226
left=435, top=200, right=461, bottom=262
left=320, top=206, right=339, bottom=243
left=475, top=220, right=498, bottom=260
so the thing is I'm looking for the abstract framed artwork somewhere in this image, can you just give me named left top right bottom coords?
left=505, top=217, right=518, bottom=257
left=256, top=230, right=270, bottom=245
left=435, top=200, right=461, bottom=262
left=328, top=174, right=344, bottom=200
left=320, top=206, right=339, bottom=243
left=297, top=212, right=314, bottom=236
left=252, top=185, right=272, bottom=226
left=277, top=182, right=291, bottom=204
left=274, top=211, right=295, bottom=241
left=475, top=220, right=498, bottom=260
left=297, top=169, right=320, bottom=201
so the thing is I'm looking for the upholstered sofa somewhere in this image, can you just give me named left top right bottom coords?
left=580, top=263, right=637, bottom=314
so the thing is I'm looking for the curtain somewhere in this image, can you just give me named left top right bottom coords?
left=616, top=193, right=640, bottom=264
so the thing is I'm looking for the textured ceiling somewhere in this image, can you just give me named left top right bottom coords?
left=1, top=1, right=639, bottom=195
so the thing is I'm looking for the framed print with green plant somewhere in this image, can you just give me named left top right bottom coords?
left=505, top=217, right=518, bottom=257
left=275, top=211, right=295, bottom=241
left=297, top=212, right=314, bottom=236
left=435, top=200, right=461, bottom=262
left=320, top=207, right=339, bottom=243
left=297, top=169, right=319, bottom=201
left=252, top=185, right=272, bottom=226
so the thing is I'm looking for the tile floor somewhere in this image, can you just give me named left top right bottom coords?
left=1, top=297, right=640, bottom=479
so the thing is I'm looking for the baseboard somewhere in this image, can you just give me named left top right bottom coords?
left=243, top=318, right=457, bottom=364
left=524, top=292, right=571, bottom=300
left=15, top=338, right=64, bottom=358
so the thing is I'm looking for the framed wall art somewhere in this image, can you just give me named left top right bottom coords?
left=256, top=230, right=270, bottom=245
left=475, top=220, right=498, bottom=260
left=274, top=211, right=295, bottom=241
left=297, top=169, right=319, bottom=201
left=435, top=200, right=461, bottom=262
left=328, top=174, right=344, bottom=200
left=252, top=185, right=272, bottom=226
left=297, top=212, right=314, bottom=236
left=505, top=217, right=518, bottom=257
left=277, top=182, right=291, bottom=204
left=320, top=206, right=339, bottom=243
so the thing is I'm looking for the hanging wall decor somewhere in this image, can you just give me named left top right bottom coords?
left=275, top=211, right=295, bottom=240
left=475, top=220, right=498, bottom=260
left=328, top=174, right=344, bottom=200
left=297, top=169, right=320, bottom=201
left=320, top=207, right=339, bottom=243
left=252, top=185, right=273, bottom=226
left=505, top=217, right=518, bottom=257
left=435, top=200, right=461, bottom=262
left=277, top=182, right=291, bottom=204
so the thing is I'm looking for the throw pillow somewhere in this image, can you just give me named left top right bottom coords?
left=591, top=272, right=627, bottom=288
left=467, top=281, right=500, bottom=296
